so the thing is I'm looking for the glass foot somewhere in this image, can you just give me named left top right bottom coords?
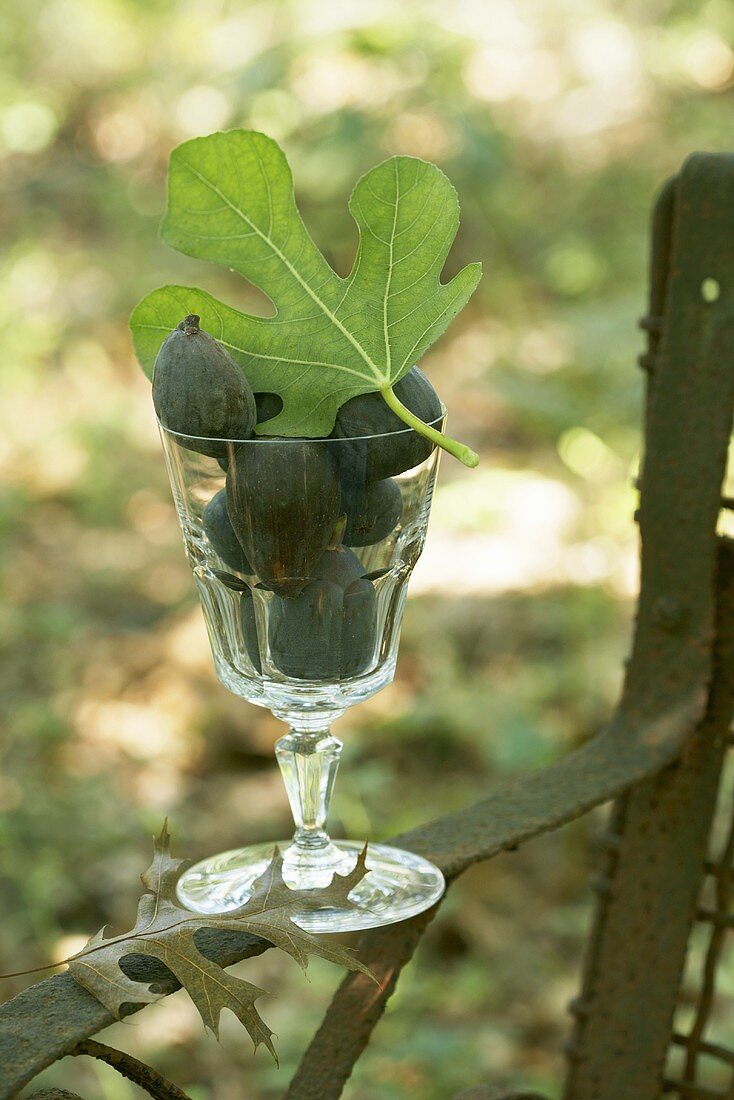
left=176, top=839, right=446, bottom=933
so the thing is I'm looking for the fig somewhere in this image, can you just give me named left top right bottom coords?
left=153, top=314, right=256, bottom=458
left=239, top=587, right=262, bottom=674
left=342, top=478, right=402, bottom=547
left=255, top=392, right=283, bottom=428
left=268, top=547, right=377, bottom=680
left=219, top=391, right=282, bottom=468
left=331, top=366, right=442, bottom=481
left=202, top=489, right=252, bottom=574
left=226, top=440, right=341, bottom=597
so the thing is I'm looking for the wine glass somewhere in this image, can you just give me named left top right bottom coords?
left=159, top=414, right=446, bottom=932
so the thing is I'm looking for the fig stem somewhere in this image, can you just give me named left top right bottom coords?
left=328, top=514, right=347, bottom=550
left=379, top=384, right=479, bottom=468
left=179, top=314, right=200, bottom=335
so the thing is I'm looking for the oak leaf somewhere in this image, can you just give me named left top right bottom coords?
left=67, top=824, right=373, bottom=1062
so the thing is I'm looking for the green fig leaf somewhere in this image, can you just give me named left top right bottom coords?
left=130, top=129, right=481, bottom=466
left=67, top=824, right=373, bottom=1064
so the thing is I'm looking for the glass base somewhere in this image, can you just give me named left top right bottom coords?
left=176, top=839, right=446, bottom=933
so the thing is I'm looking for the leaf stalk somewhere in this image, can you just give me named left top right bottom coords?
left=379, top=385, right=479, bottom=468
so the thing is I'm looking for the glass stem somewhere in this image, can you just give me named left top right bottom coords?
left=275, top=719, right=354, bottom=888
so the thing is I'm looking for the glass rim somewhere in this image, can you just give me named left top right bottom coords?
left=157, top=404, right=447, bottom=445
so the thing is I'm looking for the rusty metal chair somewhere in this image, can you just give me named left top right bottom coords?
left=3, top=153, right=734, bottom=1100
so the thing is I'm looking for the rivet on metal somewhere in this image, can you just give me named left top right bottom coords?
left=653, top=595, right=688, bottom=632
left=701, top=277, right=721, bottom=303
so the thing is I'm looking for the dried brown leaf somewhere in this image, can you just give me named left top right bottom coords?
left=68, top=824, right=373, bottom=1062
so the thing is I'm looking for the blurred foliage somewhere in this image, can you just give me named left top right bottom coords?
left=3, top=0, right=734, bottom=1097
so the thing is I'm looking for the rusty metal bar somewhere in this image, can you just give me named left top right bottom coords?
left=562, top=545, right=734, bottom=1100
left=563, top=153, right=734, bottom=1100
left=695, top=908, right=734, bottom=928
left=0, top=931, right=270, bottom=1099
left=285, top=154, right=734, bottom=1099
left=283, top=709, right=702, bottom=1099
left=661, top=1083, right=729, bottom=1099
left=26, top=1091, right=87, bottom=1100
left=675, top=783, right=734, bottom=1090
left=672, top=1034, right=734, bottom=1069
left=282, top=904, right=439, bottom=1100
left=292, top=551, right=734, bottom=1100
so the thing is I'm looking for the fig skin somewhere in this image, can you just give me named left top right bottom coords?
left=239, top=587, right=262, bottom=674
left=225, top=440, right=341, bottom=597
left=216, top=389, right=280, bottom=470
left=202, top=489, right=252, bottom=574
left=254, top=392, right=283, bottom=428
left=342, top=478, right=402, bottom=547
left=331, top=366, right=442, bottom=481
left=268, top=547, right=377, bottom=680
left=153, top=314, right=256, bottom=459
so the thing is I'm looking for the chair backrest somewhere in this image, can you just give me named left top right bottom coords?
left=563, top=156, right=734, bottom=1100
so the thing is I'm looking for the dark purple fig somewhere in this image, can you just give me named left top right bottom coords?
left=254, top=392, right=283, bottom=428
left=342, top=478, right=402, bottom=547
left=268, top=547, right=377, bottom=680
left=239, top=587, right=262, bottom=673
left=153, top=314, right=256, bottom=459
left=225, top=440, right=341, bottom=597
left=331, top=366, right=442, bottom=481
left=203, top=489, right=252, bottom=574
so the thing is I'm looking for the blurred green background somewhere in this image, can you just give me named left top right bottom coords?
left=3, top=0, right=734, bottom=1097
